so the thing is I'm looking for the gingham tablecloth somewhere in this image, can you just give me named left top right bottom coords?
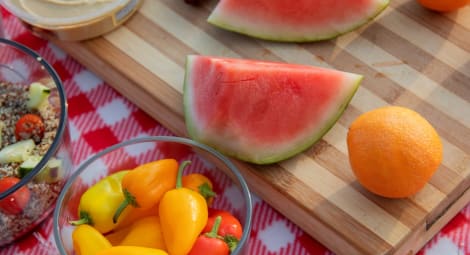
left=1, top=7, right=469, bottom=255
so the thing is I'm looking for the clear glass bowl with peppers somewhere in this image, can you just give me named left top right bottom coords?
left=53, top=136, right=253, bottom=255
left=0, top=38, right=71, bottom=246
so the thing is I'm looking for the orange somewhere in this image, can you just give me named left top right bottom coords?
left=416, top=0, right=469, bottom=12
left=346, top=106, right=443, bottom=198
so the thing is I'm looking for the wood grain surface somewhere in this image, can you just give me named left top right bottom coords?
left=44, top=0, right=470, bottom=254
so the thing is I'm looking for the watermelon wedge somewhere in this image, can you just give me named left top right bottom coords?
left=183, top=55, right=362, bottom=164
left=207, top=0, right=389, bottom=42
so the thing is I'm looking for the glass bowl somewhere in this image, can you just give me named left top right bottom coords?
left=53, top=136, right=253, bottom=255
left=0, top=38, right=71, bottom=246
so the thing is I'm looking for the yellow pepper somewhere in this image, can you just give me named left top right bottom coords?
left=113, top=159, right=178, bottom=223
left=70, top=170, right=131, bottom=233
left=96, top=246, right=168, bottom=255
left=159, top=161, right=208, bottom=255
left=182, top=173, right=216, bottom=205
left=72, top=224, right=112, bottom=255
left=120, top=216, right=166, bottom=250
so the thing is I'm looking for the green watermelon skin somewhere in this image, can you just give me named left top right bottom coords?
left=184, top=55, right=362, bottom=164
left=208, top=0, right=389, bottom=42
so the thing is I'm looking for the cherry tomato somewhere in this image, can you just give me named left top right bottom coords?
left=15, top=113, right=45, bottom=143
left=0, top=177, right=31, bottom=215
left=205, top=209, right=243, bottom=240
left=182, top=173, right=216, bottom=205
left=417, top=0, right=469, bottom=12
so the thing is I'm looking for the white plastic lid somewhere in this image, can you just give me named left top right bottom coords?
left=1, top=0, right=130, bottom=27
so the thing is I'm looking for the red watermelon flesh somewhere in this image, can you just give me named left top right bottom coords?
left=184, top=55, right=362, bottom=164
left=208, top=0, right=389, bottom=42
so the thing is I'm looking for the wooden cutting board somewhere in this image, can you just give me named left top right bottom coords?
left=43, top=0, right=470, bottom=254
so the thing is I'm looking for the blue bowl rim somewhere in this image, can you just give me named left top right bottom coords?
left=53, top=135, right=253, bottom=255
left=0, top=38, right=68, bottom=200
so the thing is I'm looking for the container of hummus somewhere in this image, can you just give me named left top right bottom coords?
left=1, top=0, right=142, bottom=41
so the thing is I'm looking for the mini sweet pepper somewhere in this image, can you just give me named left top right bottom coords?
left=70, top=170, right=130, bottom=233
left=205, top=209, right=243, bottom=239
left=159, top=160, right=208, bottom=255
left=104, top=225, right=132, bottom=246
left=113, top=159, right=178, bottom=223
left=105, top=203, right=161, bottom=245
left=204, top=209, right=243, bottom=251
left=96, top=246, right=168, bottom=255
left=72, top=224, right=112, bottom=255
left=182, top=173, right=216, bottom=205
left=188, top=216, right=230, bottom=255
left=116, top=202, right=160, bottom=229
left=119, top=216, right=166, bottom=250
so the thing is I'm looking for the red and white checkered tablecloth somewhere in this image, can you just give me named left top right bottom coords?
left=1, top=7, right=470, bottom=255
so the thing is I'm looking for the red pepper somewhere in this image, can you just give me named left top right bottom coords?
left=188, top=216, right=229, bottom=255
left=15, top=113, right=45, bottom=143
left=0, top=177, right=31, bottom=215
left=205, top=209, right=243, bottom=240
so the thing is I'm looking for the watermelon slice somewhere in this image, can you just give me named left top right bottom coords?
left=183, top=55, right=362, bottom=164
left=207, top=0, right=389, bottom=42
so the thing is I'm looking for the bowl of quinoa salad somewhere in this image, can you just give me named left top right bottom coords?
left=0, top=38, right=71, bottom=246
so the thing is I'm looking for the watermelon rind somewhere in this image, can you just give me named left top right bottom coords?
left=207, top=0, right=390, bottom=42
left=183, top=55, right=362, bottom=165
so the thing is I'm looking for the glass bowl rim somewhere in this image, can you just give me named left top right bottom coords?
left=0, top=38, right=68, bottom=200
left=53, top=135, right=253, bottom=255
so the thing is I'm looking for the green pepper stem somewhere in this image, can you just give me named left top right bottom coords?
left=206, top=215, right=222, bottom=239
left=69, top=211, right=93, bottom=226
left=176, top=160, right=191, bottom=189
left=224, top=235, right=240, bottom=252
left=198, top=182, right=216, bottom=200
left=113, top=189, right=138, bottom=223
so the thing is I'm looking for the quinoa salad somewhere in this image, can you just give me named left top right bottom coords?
left=0, top=80, right=62, bottom=245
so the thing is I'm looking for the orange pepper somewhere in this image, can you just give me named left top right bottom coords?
left=182, top=173, right=216, bottom=205
left=113, top=159, right=178, bottom=223
left=159, top=161, right=208, bottom=255
left=117, top=202, right=159, bottom=229
left=105, top=203, right=159, bottom=245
